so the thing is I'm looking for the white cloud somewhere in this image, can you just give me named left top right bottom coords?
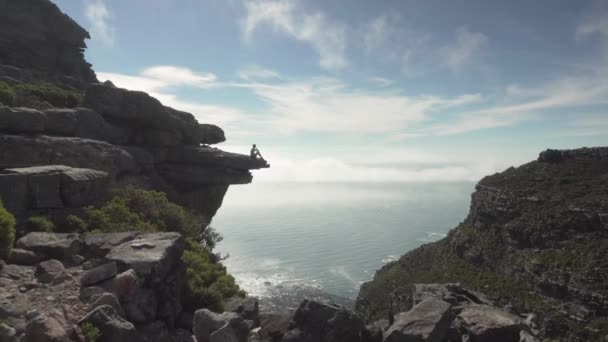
left=364, top=15, right=390, bottom=53
left=369, top=77, right=394, bottom=87
left=142, top=66, right=217, bottom=87
left=85, top=0, right=115, bottom=46
left=220, top=144, right=521, bottom=183
left=242, top=0, right=348, bottom=70
left=238, top=65, right=281, bottom=81
left=442, top=27, right=487, bottom=71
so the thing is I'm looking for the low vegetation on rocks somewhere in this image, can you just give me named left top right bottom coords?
left=0, top=200, right=16, bottom=259
left=81, top=187, right=245, bottom=310
left=25, top=216, right=55, bottom=233
left=0, top=80, right=82, bottom=108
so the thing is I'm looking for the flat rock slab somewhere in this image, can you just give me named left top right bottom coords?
left=454, top=305, right=522, bottom=342
left=80, top=262, right=118, bottom=287
left=166, top=146, right=270, bottom=170
left=83, top=232, right=138, bottom=258
left=105, top=232, right=184, bottom=281
left=384, top=298, right=452, bottom=342
left=16, top=232, right=82, bottom=260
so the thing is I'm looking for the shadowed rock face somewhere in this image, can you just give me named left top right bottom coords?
left=0, top=0, right=97, bottom=88
left=356, top=147, right=608, bottom=341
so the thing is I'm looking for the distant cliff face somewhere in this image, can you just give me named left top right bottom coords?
left=356, top=147, right=608, bottom=341
left=0, top=0, right=269, bottom=224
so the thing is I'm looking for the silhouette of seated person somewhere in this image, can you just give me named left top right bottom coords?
left=250, top=144, right=265, bottom=161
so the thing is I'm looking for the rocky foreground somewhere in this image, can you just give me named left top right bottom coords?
left=0, top=229, right=540, bottom=342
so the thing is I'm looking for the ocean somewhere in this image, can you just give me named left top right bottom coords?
left=213, top=181, right=474, bottom=312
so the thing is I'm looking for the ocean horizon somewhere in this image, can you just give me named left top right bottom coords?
left=214, top=181, right=475, bottom=312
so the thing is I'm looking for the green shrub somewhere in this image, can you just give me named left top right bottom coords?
left=26, top=216, right=55, bottom=232
left=85, top=187, right=202, bottom=238
left=81, top=322, right=101, bottom=342
left=65, top=215, right=88, bottom=233
left=0, top=81, right=16, bottom=106
left=85, top=188, right=244, bottom=312
left=14, top=82, right=82, bottom=108
left=0, top=200, right=16, bottom=259
left=182, top=239, right=245, bottom=312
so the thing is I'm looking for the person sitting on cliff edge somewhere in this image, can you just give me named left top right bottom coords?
left=250, top=144, right=265, bottom=161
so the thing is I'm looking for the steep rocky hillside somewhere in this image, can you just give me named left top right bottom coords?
left=356, top=147, right=608, bottom=341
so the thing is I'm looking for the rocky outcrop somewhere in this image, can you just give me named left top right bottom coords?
left=0, top=0, right=269, bottom=223
left=356, top=147, right=608, bottom=341
left=0, top=0, right=97, bottom=89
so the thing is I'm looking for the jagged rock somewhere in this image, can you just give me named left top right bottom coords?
left=79, top=286, right=105, bottom=304
left=199, top=124, right=226, bottom=145
left=193, top=309, right=247, bottom=342
left=35, top=259, right=67, bottom=284
left=16, top=232, right=82, bottom=260
left=225, top=297, right=259, bottom=322
left=519, top=330, right=539, bottom=342
left=286, top=300, right=368, bottom=342
left=83, top=232, right=138, bottom=259
left=137, top=321, right=170, bottom=342
left=7, top=249, right=41, bottom=266
left=384, top=298, right=452, bottom=342
left=105, top=232, right=185, bottom=281
left=80, top=262, right=117, bottom=286
left=79, top=305, right=138, bottom=342
left=0, top=0, right=97, bottom=87
left=0, top=106, right=46, bottom=133
left=453, top=305, right=522, bottom=342
left=282, top=329, right=315, bottom=342
left=92, top=293, right=125, bottom=319
left=259, top=314, right=291, bottom=342
left=110, top=269, right=141, bottom=300
left=23, top=310, right=72, bottom=342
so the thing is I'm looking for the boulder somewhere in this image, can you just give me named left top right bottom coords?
left=384, top=298, right=452, bottom=342
left=110, top=269, right=141, bottom=300
left=16, top=232, right=82, bottom=260
left=7, top=249, right=41, bottom=266
left=35, top=259, right=67, bottom=284
left=199, top=124, right=225, bottom=145
left=60, top=168, right=109, bottom=207
left=79, top=305, right=138, bottom=342
left=83, top=232, right=137, bottom=259
left=259, top=314, right=291, bottom=342
left=23, top=310, right=72, bottom=342
left=225, top=297, right=259, bottom=322
left=193, top=309, right=246, bottom=342
left=413, top=283, right=491, bottom=306
left=453, top=305, right=522, bottom=342
left=80, top=262, right=118, bottom=286
left=92, top=293, right=125, bottom=319
left=105, top=232, right=185, bottom=281
left=0, top=106, right=46, bottom=133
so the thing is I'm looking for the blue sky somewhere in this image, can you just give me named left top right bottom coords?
left=55, top=0, right=608, bottom=182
